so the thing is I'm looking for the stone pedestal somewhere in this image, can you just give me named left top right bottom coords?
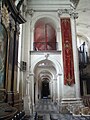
left=6, top=91, right=23, bottom=111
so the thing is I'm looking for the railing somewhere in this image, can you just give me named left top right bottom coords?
left=33, top=42, right=58, bottom=51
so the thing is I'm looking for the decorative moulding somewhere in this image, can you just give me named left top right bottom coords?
left=1, top=5, right=10, bottom=28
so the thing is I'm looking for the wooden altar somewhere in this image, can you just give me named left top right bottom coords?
left=0, top=0, right=26, bottom=119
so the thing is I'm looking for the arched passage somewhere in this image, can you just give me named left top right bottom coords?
left=41, top=78, right=50, bottom=98
left=34, top=59, right=57, bottom=102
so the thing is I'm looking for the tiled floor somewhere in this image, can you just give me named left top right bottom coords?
left=25, top=99, right=90, bottom=120
left=35, top=99, right=59, bottom=114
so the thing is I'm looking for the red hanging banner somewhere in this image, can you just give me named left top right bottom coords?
left=61, top=18, right=75, bottom=86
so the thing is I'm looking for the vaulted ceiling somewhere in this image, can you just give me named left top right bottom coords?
left=76, top=0, right=90, bottom=40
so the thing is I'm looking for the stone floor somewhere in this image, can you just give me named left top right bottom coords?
left=24, top=99, right=90, bottom=120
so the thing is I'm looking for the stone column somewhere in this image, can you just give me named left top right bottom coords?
left=19, top=20, right=26, bottom=98
left=24, top=79, right=32, bottom=115
left=13, top=22, right=20, bottom=92
left=53, top=79, right=57, bottom=101
left=52, top=81, right=54, bottom=101
left=49, top=81, right=53, bottom=100
left=51, top=81, right=53, bottom=101
left=29, top=73, right=34, bottom=113
left=17, top=24, right=22, bottom=92
left=26, top=9, right=34, bottom=51
left=55, top=79, right=58, bottom=101
left=35, top=79, right=38, bottom=104
left=49, top=81, right=52, bottom=99
left=57, top=74, right=62, bottom=102
left=70, top=13, right=80, bottom=98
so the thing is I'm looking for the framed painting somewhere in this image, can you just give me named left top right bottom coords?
left=0, top=23, right=7, bottom=89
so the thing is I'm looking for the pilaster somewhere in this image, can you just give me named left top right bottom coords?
left=57, top=74, right=62, bottom=102
left=29, top=73, right=35, bottom=113
left=70, top=12, right=80, bottom=98
left=24, top=78, right=32, bottom=115
left=53, top=79, right=57, bottom=101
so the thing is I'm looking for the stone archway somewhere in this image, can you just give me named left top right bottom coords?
left=34, top=59, right=57, bottom=102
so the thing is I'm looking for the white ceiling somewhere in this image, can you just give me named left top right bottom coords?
left=76, top=0, right=90, bottom=40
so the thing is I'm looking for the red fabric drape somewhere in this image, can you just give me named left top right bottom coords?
left=61, top=18, right=75, bottom=86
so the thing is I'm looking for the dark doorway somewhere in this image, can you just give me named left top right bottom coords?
left=41, top=80, right=50, bottom=98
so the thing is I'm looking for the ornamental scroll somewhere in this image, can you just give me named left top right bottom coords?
left=61, top=18, right=75, bottom=86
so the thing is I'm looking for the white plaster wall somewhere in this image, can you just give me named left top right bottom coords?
left=27, top=0, right=72, bottom=11
left=21, top=1, right=83, bottom=115
left=22, top=7, right=80, bottom=100
left=63, top=85, right=76, bottom=98
left=23, top=8, right=63, bottom=81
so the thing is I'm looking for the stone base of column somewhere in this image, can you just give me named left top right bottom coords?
left=61, top=98, right=83, bottom=106
left=59, top=98, right=83, bottom=114
left=6, top=91, right=24, bottom=111
left=24, top=95, right=32, bottom=115
left=0, top=89, right=6, bottom=102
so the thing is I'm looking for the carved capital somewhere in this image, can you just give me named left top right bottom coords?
left=26, top=9, right=34, bottom=17
left=70, top=12, right=78, bottom=19
left=57, top=9, right=73, bottom=17
left=57, top=9, right=63, bottom=17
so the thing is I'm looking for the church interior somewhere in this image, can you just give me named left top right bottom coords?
left=0, top=0, right=90, bottom=120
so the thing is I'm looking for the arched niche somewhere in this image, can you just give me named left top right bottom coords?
left=34, top=17, right=57, bottom=51
left=34, top=59, right=57, bottom=101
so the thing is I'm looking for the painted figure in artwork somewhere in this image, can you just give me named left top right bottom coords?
left=0, top=23, right=7, bottom=88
